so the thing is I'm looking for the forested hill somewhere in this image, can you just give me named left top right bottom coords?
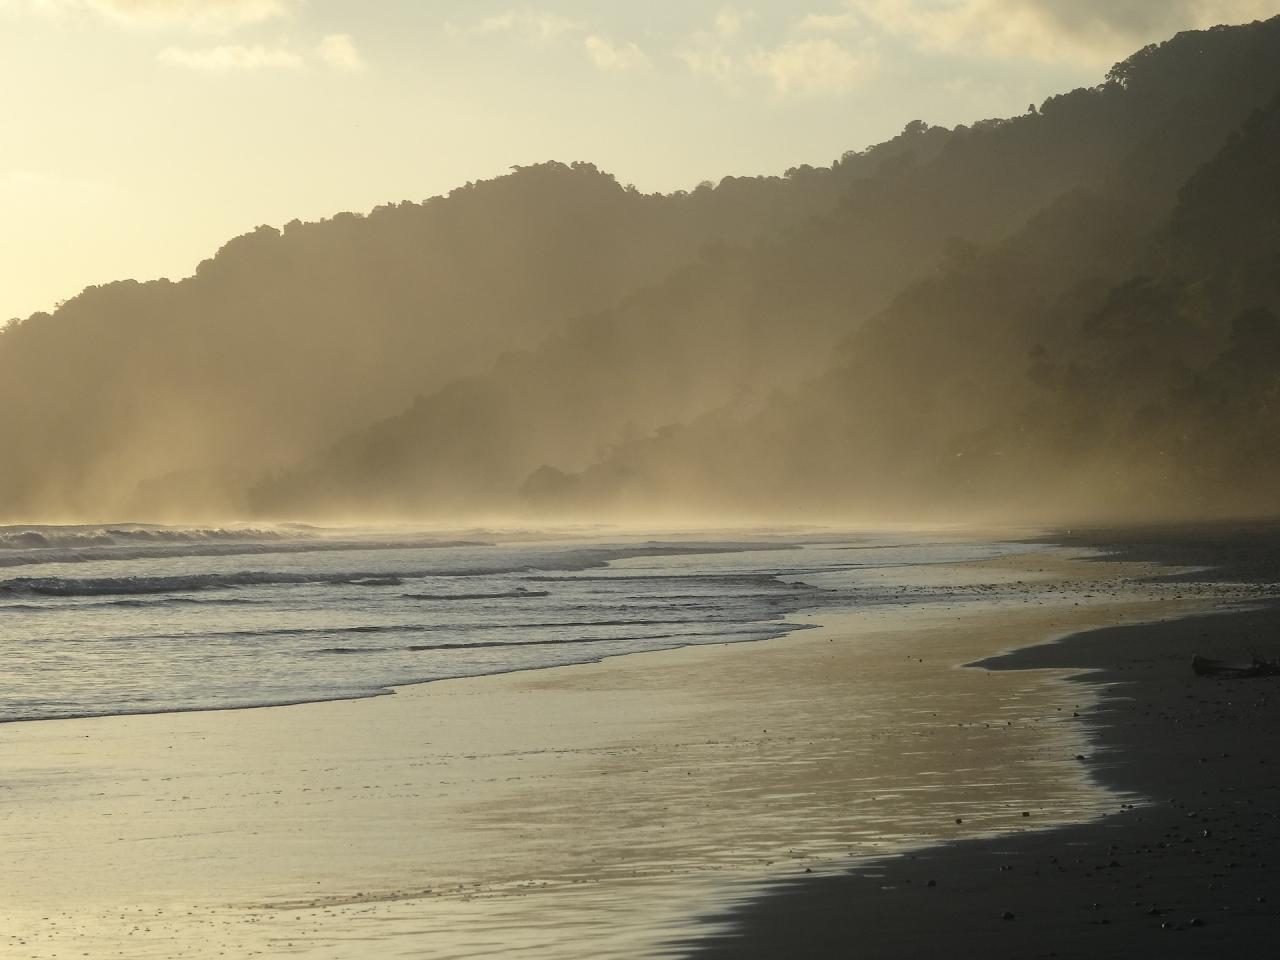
left=5, top=17, right=1280, bottom=524
left=547, top=80, right=1280, bottom=523
left=0, top=148, right=908, bottom=519
left=251, top=17, right=1280, bottom=523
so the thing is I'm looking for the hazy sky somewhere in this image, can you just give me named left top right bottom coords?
left=1, top=0, right=1275, bottom=322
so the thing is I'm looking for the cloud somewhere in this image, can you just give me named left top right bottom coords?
left=676, top=9, right=751, bottom=91
left=449, top=8, right=650, bottom=74
left=8, top=0, right=298, bottom=30
left=157, top=33, right=367, bottom=74
left=748, top=37, right=878, bottom=97
left=1007, top=0, right=1277, bottom=39
left=448, top=8, right=584, bottom=43
left=157, top=43, right=303, bottom=71
left=316, top=32, right=364, bottom=72
left=844, top=0, right=1276, bottom=65
left=795, top=10, right=860, bottom=33
left=584, top=34, right=650, bottom=71
left=713, top=5, right=754, bottom=38
left=680, top=9, right=876, bottom=97
left=677, top=36, right=740, bottom=89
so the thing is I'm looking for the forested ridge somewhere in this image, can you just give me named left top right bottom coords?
left=0, top=154, right=885, bottom=517
left=5, top=17, right=1280, bottom=523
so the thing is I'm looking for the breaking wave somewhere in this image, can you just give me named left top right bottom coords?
left=4, top=530, right=997, bottom=724
left=0, top=523, right=488, bottom=568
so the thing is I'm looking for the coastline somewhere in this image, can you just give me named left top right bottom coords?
left=0, top=540, right=1248, bottom=958
left=684, top=529, right=1280, bottom=958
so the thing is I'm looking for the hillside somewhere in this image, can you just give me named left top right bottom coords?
left=533, top=26, right=1280, bottom=523
left=0, top=153, right=896, bottom=519
left=252, top=18, right=1280, bottom=522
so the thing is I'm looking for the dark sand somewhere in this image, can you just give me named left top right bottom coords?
left=684, top=527, right=1280, bottom=958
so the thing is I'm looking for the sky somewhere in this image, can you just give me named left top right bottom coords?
left=1, top=0, right=1276, bottom=323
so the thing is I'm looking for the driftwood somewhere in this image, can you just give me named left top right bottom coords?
left=1192, top=654, right=1280, bottom=678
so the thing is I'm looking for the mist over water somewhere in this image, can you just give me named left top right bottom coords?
left=7, top=11, right=1280, bottom=960
left=0, top=526, right=1036, bottom=724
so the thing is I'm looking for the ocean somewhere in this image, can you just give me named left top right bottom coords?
left=6, top=523, right=1170, bottom=959
left=0, top=525, right=1036, bottom=724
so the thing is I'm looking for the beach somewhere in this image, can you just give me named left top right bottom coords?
left=689, top=528, right=1280, bottom=958
left=2, top=536, right=1270, bottom=957
left=9, top=8, right=1280, bottom=959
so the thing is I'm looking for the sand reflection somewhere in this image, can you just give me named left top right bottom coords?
left=0, top=553, right=1213, bottom=958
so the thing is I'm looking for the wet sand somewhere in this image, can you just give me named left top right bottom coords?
left=0, top=544, right=1258, bottom=958
left=685, top=530, right=1280, bottom=958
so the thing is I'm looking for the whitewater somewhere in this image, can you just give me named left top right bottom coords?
left=0, top=524, right=1037, bottom=724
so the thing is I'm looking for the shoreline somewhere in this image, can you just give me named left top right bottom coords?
left=0, top=531, right=1064, bottom=727
left=683, top=529, right=1280, bottom=958
left=2, top=537, right=1252, bottom=958
left=0, top=533, right=859, bottom=725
